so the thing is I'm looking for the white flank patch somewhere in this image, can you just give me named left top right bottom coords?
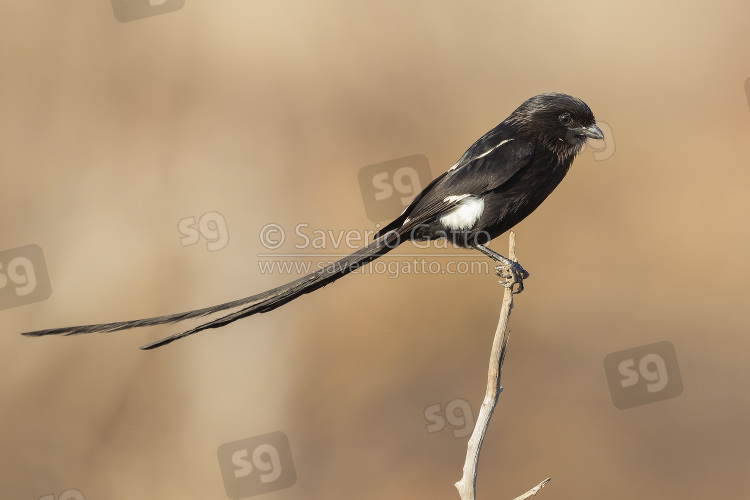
left=438, top=196, right=485, bottom=231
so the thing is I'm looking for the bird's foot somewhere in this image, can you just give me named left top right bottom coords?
left=475, top=243, right=530, bottom=294
left=494, top=260, right=529, bottom=294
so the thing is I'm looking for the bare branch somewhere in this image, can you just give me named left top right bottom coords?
left=454, top=232, right=550, bottom=500
left=514, top=478, right=551, bottom=500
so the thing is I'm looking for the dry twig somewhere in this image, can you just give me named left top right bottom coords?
left=454, top=232, right=550, bottom=500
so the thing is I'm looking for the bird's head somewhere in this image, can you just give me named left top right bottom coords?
left=507, top=92, right=603, bottom=160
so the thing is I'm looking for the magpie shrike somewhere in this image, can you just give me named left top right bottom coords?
left=22, top=92, right=603, bottom=349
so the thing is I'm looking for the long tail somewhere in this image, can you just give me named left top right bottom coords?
left=22, top=228, right=406, bottom=350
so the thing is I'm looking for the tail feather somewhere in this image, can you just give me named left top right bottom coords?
left=22, top=229, right=405, bottom=349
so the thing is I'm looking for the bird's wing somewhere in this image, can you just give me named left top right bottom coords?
left=439, top=138, right=535, bottom=195
left=395, top=138, right=535, bottom=229
left=376, top=137, right=534, bottom=238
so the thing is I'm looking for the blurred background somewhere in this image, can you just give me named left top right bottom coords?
left=2, top=1, right=749, bottom=499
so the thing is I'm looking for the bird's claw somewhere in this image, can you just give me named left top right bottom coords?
left=494, top=261, right=529, bottom=294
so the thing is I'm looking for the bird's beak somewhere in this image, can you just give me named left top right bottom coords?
left=580, top=123, right=604, bottom=140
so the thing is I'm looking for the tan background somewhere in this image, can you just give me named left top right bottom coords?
left=2, top=2, right=750, bottom=499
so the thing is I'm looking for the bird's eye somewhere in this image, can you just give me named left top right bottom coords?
left=559, top=113, right=572, bottom=125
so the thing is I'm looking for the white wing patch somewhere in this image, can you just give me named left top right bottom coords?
left=474, top=139, right=513, bottom=160
left=438, top=196, right=485, bottom=231
left=449, top=138, right=514, bottom=171
left=443, top=194, right=470, bottom=203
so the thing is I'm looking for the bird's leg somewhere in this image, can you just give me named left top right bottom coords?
left=475, top=244, right=530, bottom=293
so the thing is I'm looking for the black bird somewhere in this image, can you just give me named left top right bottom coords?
left=22, top=92, right=603, bottom=349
